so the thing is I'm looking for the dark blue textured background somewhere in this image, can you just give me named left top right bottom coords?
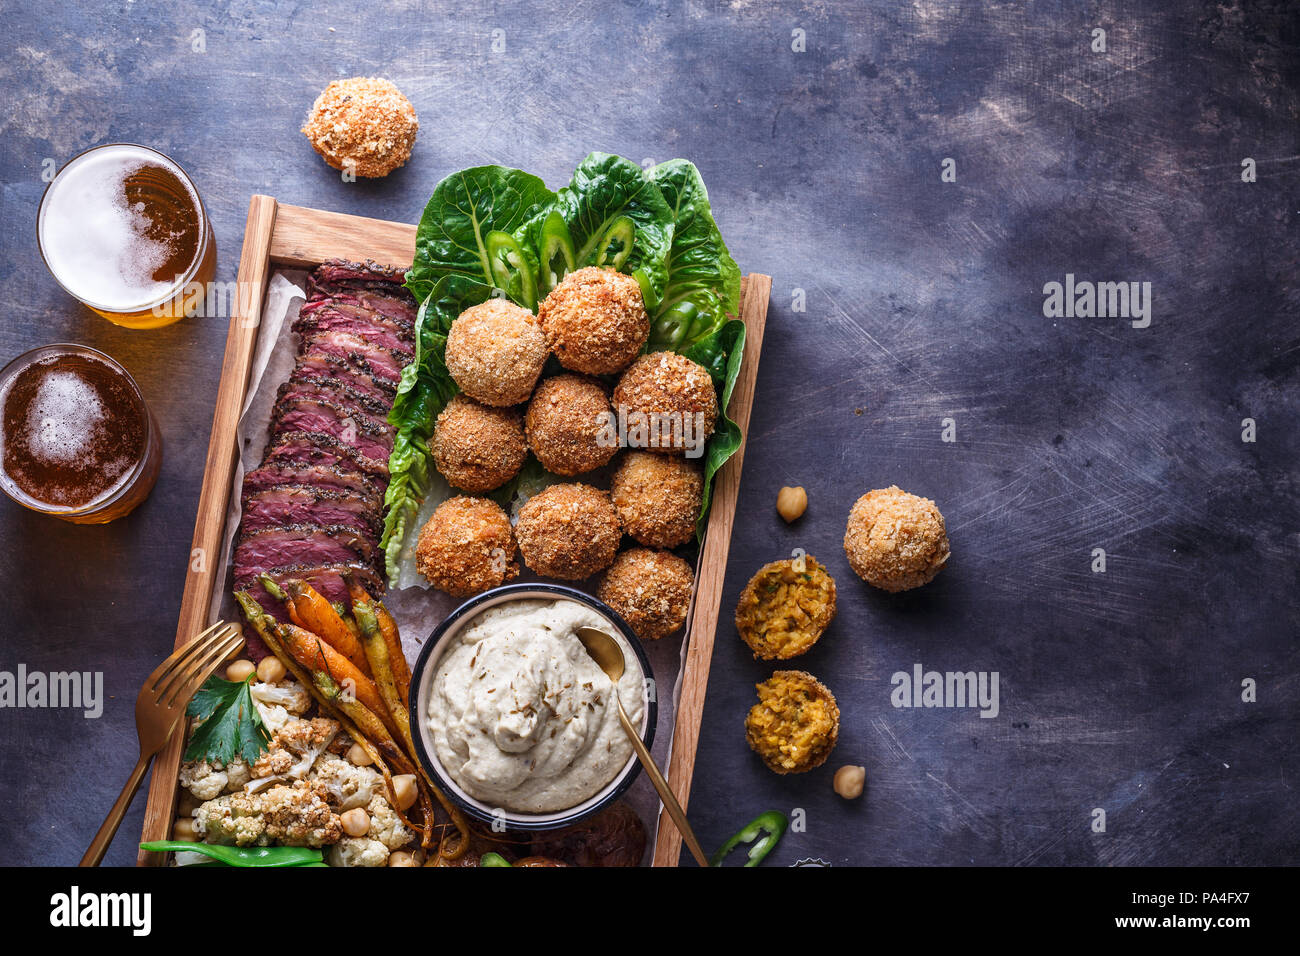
left=0, top=0, right=1295, bottom=866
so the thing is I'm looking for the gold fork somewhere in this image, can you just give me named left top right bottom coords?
left=80, top=620, right=244, bottom=867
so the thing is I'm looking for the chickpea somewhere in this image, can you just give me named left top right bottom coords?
left=346, top=742, right=373, bottom=767
left=388, top=851, right=417, bottom=867
left=225, top=659, right=256, bottom=683
left=256, top=655, right=286, bottom=684
left=392, top=773, right=418, bottom=811
left=222, top=629, right=246, bottom=663
left=172, top=817, right=197, bottom=842
left=776, top=486, right=808, bottom=523
left=340, top=807, right=371, bottom=837
left=833, top=764, right=866, bottom=800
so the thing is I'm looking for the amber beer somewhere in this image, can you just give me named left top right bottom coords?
left=0, top=345, right=161, bottom=523
left=37, top=144, right=216, bottom=329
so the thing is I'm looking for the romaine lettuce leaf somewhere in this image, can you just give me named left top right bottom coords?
left=647, top=159, right=741, bottom=351
left=547, top=153, right=676, bottom=308
left=405, top=165, right=554, bottom=309
left=682, top=319, right=746, bottom=537
left=646, top=160, right=745, bottom=537
left=381, top=280, right=488, bottom=585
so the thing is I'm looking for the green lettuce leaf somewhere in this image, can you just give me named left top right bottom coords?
left=647, top=159, right=741, bottom=351
left=405, top=165, right=554, bottom=309
left=547, top=153, right=675, bottom=308
left=643, top=160, right=745, bottom=538
left=681, top=319, right=746, bottom=537
left=380, top=282, right=483, bottom=584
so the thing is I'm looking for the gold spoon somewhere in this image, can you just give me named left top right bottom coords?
left=576, top=626, right=710, bottom=867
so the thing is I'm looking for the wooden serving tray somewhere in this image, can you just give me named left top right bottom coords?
left=137, top=197, right=771, bottom=867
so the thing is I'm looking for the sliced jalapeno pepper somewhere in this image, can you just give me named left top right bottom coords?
left=593, top=215, right=635, bottom=271
left=652, top=300, right=702, bottom=349
left=709, top=810, right=788, bottom=867
left=538, top=210, right=576, bottom=295
left=485, top=230, right=537, bottom=311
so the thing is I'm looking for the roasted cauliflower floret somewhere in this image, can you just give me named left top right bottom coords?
left=179, top=756, right=252, bottom=801
left=193, top=780, right=341, bottom=848
left=310, top=753, right=382, bottom=811
left=253, top=702, right=293, bottom=735
left=260, top=781, right=343, bottom=847
left=328, top=837, right=390, bottom=867
left=366, top=794, right=415, bottom=850
left=250, top=716, right=339, bottom=784
left=192, top=790, right=268, bottom=846
left=250, top=680, right=311, bottom=715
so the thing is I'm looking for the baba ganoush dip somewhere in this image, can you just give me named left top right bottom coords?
left=428, top=598, right=645, bottom=813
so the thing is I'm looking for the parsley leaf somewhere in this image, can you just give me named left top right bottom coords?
left=184, top=676, right=271, bottom=765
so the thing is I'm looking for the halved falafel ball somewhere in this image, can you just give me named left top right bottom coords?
left=597, top=548, right=695, bottom=642
left=514, top=483, right=621, bottom=580
left=843, top=486, right=950, bottom=592
left=609, top=451, right=703, bottom=549
left=445, top=299, right=548, bottom=407
left=537, top=267, right=648, bottom=375
left=612, top=351, right=718, bottom=455
left=525, top=374, right=618, bottom=477
left=745, top=670, right=840, bottom=775
left=415, top=496, right=519, bottom=597
left=734, top=555, right=837, bottom=660
left=432, top=394, right=527, bottom=493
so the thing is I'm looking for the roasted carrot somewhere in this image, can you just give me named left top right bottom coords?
left=354, top=601, right=415, bottom=758
left=375, top=601, right=411, bottom=698
left=347, top=576, right=410, bottom=701
left=274, top=622, right=399, bottom=735
left=259, top=574, right=372, bottom=677
left=237, top=593, right=394, bottom=738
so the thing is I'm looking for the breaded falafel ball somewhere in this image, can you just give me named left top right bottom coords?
left=734, top=555, right=837, bottom=660
left=597, top=548, right=694, bottom=642
left=301, top=77, right=418, bottom=178
left=609, top=451, right=703, bottom=549
left=525, top=374, right=618, bottom=476
left=514, top=483, right=621, bottom=580
left=745, top=670, right=840, bottom=775
left=843, top=486, right=950, bottom=592
left=432, top=394, right=527, bottom=493
left=445, top=299, right=548, bottom=407
left=612, top=352, right=718, bottom=455
left=537, top=267, right=648, bottom=375
left=416, top=496, right=518, bottom=597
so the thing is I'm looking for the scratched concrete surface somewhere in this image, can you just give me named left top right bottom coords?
left=0, top=1, right=1296, bottom=867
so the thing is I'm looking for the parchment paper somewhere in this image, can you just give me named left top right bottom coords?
left=208, top=271, right=692, bottom=864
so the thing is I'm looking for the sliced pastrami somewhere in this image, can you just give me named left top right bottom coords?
left=271, top=398, right=394, bottom=463
left=242, top=461, right=382, bottom=507
left=263, top=430, right=389, bottom=479
left=241, top=486, right=381, bottom=538
left=234, top=524, right=377, bottom=580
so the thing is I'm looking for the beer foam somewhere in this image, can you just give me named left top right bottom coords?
left=39, top=147, right=195, bottom=311
left=25, top=370, right=105, bottom=464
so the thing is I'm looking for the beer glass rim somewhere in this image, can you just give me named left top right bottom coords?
left=0, top=343, right=157, bottom=517
left=36, top=142, right=212, bottom=315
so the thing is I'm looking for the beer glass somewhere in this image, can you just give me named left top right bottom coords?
left=0, top=344, right=162, bottom=523
left=37, top=144, right=216, bottom=329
